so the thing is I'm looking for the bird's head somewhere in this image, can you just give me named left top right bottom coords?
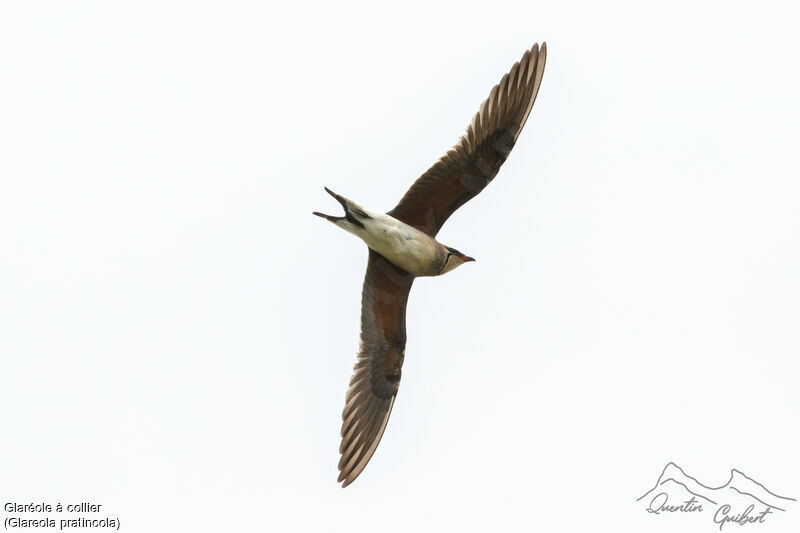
left=439, top=246, right=476, bottom=275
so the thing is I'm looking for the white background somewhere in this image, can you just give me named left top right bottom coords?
left=1, top=1, right=798, bottom=532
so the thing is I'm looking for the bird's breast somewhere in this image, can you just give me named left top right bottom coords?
left=357, top=214, right=440, bottom=276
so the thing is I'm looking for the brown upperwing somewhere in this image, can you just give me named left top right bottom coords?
left=338, top=249, right=414, bottom=487
left=388, top=42, right=546, bottom=237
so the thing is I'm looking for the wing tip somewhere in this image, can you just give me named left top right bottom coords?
left=336, top=394, right=397, bottom=489
left=337, top=460, right=363, bottom=488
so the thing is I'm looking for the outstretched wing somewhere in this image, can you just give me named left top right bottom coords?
left=338, top=249, right=414, bottom=487
left=388, top=42, right=546, bottom=237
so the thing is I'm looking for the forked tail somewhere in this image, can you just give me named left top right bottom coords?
left=312, top=187, right=371, bottom=228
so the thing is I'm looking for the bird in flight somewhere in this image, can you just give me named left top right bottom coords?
left=314, top=43, right=546, bottom=487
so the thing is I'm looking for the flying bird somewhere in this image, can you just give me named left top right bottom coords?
left=314, top=43, right=547, bottom=487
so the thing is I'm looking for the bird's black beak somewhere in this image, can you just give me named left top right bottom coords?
left=465, top=256, right=476, bottom=262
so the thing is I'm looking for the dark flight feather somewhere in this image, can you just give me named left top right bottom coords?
left=388, top=43, right=546, bottom=237
left=337, top=250, right=413, bottom=487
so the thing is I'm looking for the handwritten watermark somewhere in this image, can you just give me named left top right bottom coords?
left=637, top=462, right=795, bottom=530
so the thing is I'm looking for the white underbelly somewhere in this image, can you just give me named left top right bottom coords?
left=358, top=216, right=437, bottom=275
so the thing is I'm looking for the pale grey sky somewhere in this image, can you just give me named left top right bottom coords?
left=1, top=1, right=799, bottom=532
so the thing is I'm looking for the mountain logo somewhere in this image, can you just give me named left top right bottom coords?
left=637, top=462, right=795, bottom=530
